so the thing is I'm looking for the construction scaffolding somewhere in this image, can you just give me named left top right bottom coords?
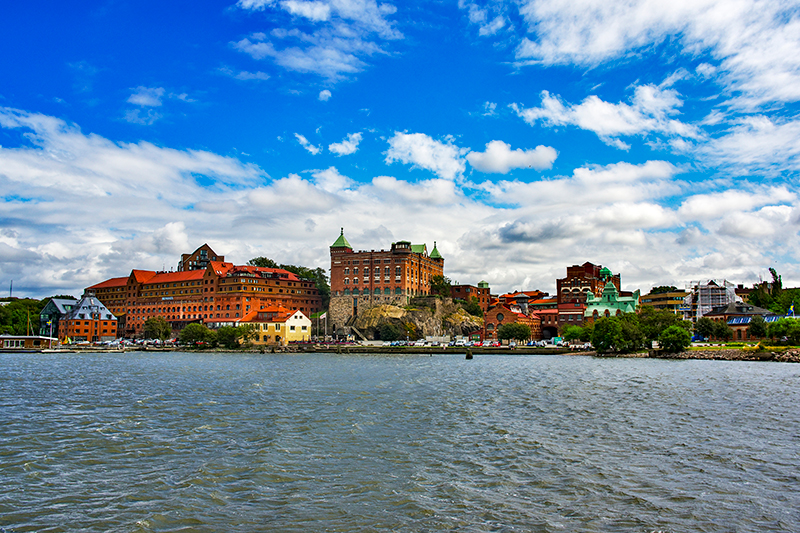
left=683, top=280, right=738, bottom=321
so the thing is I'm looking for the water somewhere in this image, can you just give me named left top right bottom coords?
left=1, top=352, right=798, bottom=532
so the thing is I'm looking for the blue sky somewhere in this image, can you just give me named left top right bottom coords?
left=2, top=0, right=800, bottom=299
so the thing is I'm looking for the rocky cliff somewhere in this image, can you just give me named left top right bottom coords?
left=350, top=297, right=483, bottom=340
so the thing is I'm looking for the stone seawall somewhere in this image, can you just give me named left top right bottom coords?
left=653, top=348, right=800, bottom=363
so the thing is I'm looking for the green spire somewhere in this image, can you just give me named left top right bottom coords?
left=430, top=241, right=443, bottom=259
left=331, top=228, right=352, bottom=249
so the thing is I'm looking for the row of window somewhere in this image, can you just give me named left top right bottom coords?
left=342, top=288, right=404, bottom=295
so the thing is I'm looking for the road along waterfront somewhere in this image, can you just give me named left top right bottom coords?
left=2, top=351, right=798, bottom=532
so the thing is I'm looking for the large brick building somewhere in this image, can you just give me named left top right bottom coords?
left=329, top=229, right=444, bottom=333
left=87, top=244, right=322, bottom=337
left=556, top=262, right=621, bottom=329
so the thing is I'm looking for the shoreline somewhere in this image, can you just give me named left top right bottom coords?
left=4, top=345, right=799, bottom=362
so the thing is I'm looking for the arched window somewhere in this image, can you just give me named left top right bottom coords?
left=604, top=310, right=610, bottom=317
left=496, top=313, right=504, bottom=322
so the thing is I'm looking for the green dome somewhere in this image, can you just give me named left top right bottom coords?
left=599, top=266, right=613, bottom=278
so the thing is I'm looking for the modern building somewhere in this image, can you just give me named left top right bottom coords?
left=640, top=290, right=689, bottom=314
left=38, top=297, right=78, bottom=338
left=682, top=280, right=738, bottom=322
left=237, top=306, right=312, bottom=346
left=584, top=282, right=641, bottom=322
left=329, top=229, right=444, bottom=333
left=87, top=244, right=322, bottom=337
left=60, top=293, right=117, bottom=343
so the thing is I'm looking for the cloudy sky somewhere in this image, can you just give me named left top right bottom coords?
left=2, top=0, right=800, bottom=299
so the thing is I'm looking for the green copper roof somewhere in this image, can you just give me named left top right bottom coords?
left=599, top=266, right=613, bottom=278
left=410, top=244, right=427, bottom=254
left=478, top=280, right=489, bottom=288
left=331, top=228, right=352, bottom=249
left=430, top=241, right=443, bottom=259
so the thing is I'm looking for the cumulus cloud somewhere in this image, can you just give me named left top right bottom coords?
left=319, top=89, right=332, bottom=101
left=328, top=132, right=362, bottom=155
left=3, top=106, right=800, bottom=301
left=466, top=140, right=557, bottom=173
left=513, top=84, right=699, bottom=148
left=385, top=132, right=468, bottom=180
left=295, top=132, right=322, bottom=154
left=508, top=0, right=800, bottom=108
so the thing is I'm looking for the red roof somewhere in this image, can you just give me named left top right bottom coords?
left=144, top=270, right=206, bottom=285
left=238, top=305, right=296, bottom=324
left=87, top=276, right=128, bottom=289
left=130, top=269, right=157, bottom=283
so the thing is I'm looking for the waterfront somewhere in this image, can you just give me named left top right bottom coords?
left=1, top=352, right=798, bottom=532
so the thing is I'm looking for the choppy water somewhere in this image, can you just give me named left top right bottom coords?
left=1, top=352, right=799, bottom=532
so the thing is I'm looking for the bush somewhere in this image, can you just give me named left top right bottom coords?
left=658, top=325, right=691, bottom=353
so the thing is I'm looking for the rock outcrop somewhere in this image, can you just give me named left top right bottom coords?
left=350, top=297, right=483, bottom=340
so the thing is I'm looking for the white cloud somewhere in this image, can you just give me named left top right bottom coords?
left=127, top=87, right=165, bottom=107
left=233, top=0, right=402, bottom=82
left=3, top=106, right=800, bottom=301
left=385, top=132, right=468, bottom=180
left=295, top=132, right=322, bottom=154
left=695, top=116, right=800, bottom=174
left=319, top=89, right=332, bottom=101
left=510, top=0, right=800, bottom=108
left=466, top=140, right=557, bottom=173
left=328, top=132, right=362, bottom=155
left=513, top=84, right=699, bottom=147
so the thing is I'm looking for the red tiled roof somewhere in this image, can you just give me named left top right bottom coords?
left=144, top=270, right=206, bottom=285
left=87, top=276, right=128, bottom=289
left=130, top=269, right=157, bottom=283
left=228, top=265, right=302, bottom=281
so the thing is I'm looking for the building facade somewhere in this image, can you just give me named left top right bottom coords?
left=682, top=280, right=738, bottom=322
left=640, top=290, right=689, bottom=314
left=555, top=263, right=620, bottom=329
left=87, top=245, right=322, bottom=338
left=584, top=282, right=640, bottom=322
left=237, top=306, right=312, bottom=346
left=60, top=293, right=117, bottom=343
left=38, top=297, right=78, bottom=339
left=483, top=295, right=542, bottom=342
left=450, top=281, right=492, bottom=312
left=329, top=229, right=444, bottom=332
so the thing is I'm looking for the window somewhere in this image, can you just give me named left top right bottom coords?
left=275, top=324, right=281, bottom=331
left=290, top=326, right=296, bottom=331
left=496, top=313, right=504, bottom=321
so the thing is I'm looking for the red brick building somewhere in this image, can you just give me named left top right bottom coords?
left=329, top=229, right=444, bottom=331
left=87, top=244, right=322, bottom=337
left=555, top=262, right=619, bottom=329
left=60, top=293, right=117, bottom=343
left=451, top=281, right=491, bottom=312
left=483, top=298, right=542, bottom=342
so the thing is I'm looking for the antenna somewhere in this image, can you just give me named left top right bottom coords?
left=9, top=280, right=11, bottom=298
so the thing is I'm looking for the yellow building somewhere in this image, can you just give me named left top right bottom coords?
left=237, top=306, right=312, bottom=346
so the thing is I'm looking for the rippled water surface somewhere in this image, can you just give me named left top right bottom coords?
left=2, top=352, right=799, bottom=532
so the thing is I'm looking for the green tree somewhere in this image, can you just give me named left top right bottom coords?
left=217, top=326, right=242, bottom=349
left=179, top=323, right=213, bottom=346
left=649, top=286, right=678, bottom=294
left=711, top=320, right=733, bottom=341
left=748, top=315, right=768, bottom=339
left=461, top=296, right=483, bottom=317
left=618, top=313, right=646, bottom=353
left=694, top=317, right=715, bottom=340
left=767, top=318, right=800, bottom=344
left=658, top=325, right=692, bottom=353
left=0, top=298, right=45, bottom=335
left=591, top=317, right=623, bottom=353
left=143, top=316, right=171, bottom=340
left=497, top=322, right=532, bottom=342
left=638, top=306, right=691, bottom=341
left=247, top=257, right=279, bottom=268
left=429, top=275, right=453, bottom=297
left=562, top=325, right=584, bottom=342
left=378, top=322, right=402, bottom=341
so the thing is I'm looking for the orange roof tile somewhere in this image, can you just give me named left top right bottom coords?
left=130, top=269, right=157, bottom=283
left=87, top=276, right=128, bottom=289
left=144, top=270, right=206, bottom=285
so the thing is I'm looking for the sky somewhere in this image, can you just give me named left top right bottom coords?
left=2, top=0, right=800, bottom=299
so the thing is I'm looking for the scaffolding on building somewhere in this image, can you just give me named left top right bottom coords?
left=683, top=280, right=738, bottom=321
